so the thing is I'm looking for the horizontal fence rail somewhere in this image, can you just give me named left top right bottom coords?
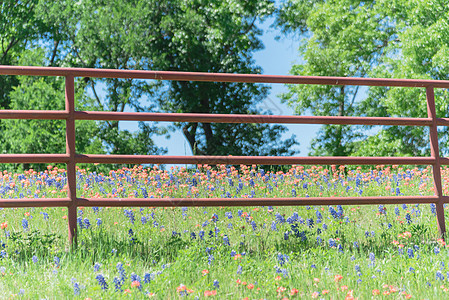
left=0, top=65, right=447, bottom=244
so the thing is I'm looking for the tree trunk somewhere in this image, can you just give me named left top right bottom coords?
left=183, top=123, right=200, bottom=154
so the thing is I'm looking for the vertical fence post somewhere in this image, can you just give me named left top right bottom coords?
left=427, top=86, right=446, bottom=238
left=65, top=75, right=77, bottom=246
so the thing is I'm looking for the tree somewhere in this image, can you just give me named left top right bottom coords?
left=2, top=0, right=299, bottom=163
left=276, top=0, right=400, bottom=156
left=0, top=0, right=45, bottom=108
left=276, top=0, right=449, bottom=158
left=146, top=0, right=298, bottom=156
left=37, top=0, right=167, bottom=157
left=2, top=49, right=104, bottom=171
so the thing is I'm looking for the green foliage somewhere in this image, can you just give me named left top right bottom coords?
left=1, top=49, right=104, bottom=170
left=1, top=0, right=298, bottom=161
left=8, top=230, right=61, bottom=259
left=276, top=0, right=449, bottom=156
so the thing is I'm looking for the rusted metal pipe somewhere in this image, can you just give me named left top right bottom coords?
left=427, top=87, right=446, bottom=238
left=76, top=196, right=439, bottom=207
left=1, top=65, right=449, bottom=88
left=74, top=154, right=435, bottom=165
left=65, top=75, right=78, bottom=247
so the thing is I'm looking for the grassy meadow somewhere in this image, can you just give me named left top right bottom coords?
left=0, top=164, right=448, bottom=299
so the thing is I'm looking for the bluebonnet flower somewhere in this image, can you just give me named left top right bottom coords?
left=338, top=244, right=344, bottom=253
left=405, top=213, right=412, bottom=224
left=237, top=265, right=242, bottom=274
left=223, top=235, right=230, bottom=246
left=54, top=256, right=60, bottom=268
left=213, top=280, right=219, bottom=289
left=130, top=273, right=142, bottom=290
left=94, top=262, right=101, bottom=272
left=225, top=212, right=233, bottom=219
left=129, top=229, right=137, bottom=243
left=117, top=262, right=127, bottom=283
left=199, top=230, right=205, bottom=240
left=41, top=212, right=49, bottom=220
left=95, top=274, right=108, bottom=290
left=96, top=218, right=102, bottom=226
left=113, top=276, right=122, bottom=292
left=436, top=270, right=445, bottom=280
left=22, top=218, right=28, bottom=231
left=435, top=247, right=440, bottom=255
left=211, top=213, right=219, bottom=222
left=407, top=248, right=414, bottom=259
left=291, top=189, right=296, bottom=197
left=316, top=236, right=322, bottom=245
left=124, top=209, right=135, bottom=224
left=409, top=267, right=415, bottom=273
left=230, top=250, right=236, bottom=257
left=73, top=279, right=80, bottom=295
left=77, top=217, right=84, bottom=229
left=369, top=253, right=375, bottom=267
left=144, top=273, right=152, bottom=284
left=311, top=264, right=316, bottom=269
left=251, top=221, right=257, bottom=231
left=190, top=232, right=196, bottom=240
left=275, top=213, right=286, bottom=223
left=227, top=223, right=233, bottom=229
left=355, top=265, right=361, bottom=273
left=271, top=221, right=277, bottom=231
left=394, top=207, right=400, bottom=216
left=353, top=241, right=359, bottom=248
left=83, top=218, right=91, bottom=229
left=208, top=254, right=214, bottom=265
left=329, top=207, right=338, bottom=219
left=32, top=255, right=38, bottom=263
left=0, top=250, right=7, bottom=258
left=307, top=218, right=314, bottom=228
left=277, top=254, right=289, bottom=266
left=430, top=203, right=437, bottom=215
left=329, top=238, right=337, bottom=248
left=284, top=231, right=289, bottom=241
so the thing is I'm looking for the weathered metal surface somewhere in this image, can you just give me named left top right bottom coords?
left=0, top=154, right=69, bottom=163
left=74, top=154, right=435, bottom=166
left=427, top=87, right=446, bottom=237
left=65, top=76, right=78, bottom=246
left=1, top=65, right=449, bottom=88
left=76, top=196, right=439, bottom=207
left=75, top=111, right=433, bottom=126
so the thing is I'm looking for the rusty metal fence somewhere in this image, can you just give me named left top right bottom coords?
left=0, top=66, right=448, bottom=244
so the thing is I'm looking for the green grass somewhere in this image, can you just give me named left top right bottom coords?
left=0, top=164, right=447, bottom=298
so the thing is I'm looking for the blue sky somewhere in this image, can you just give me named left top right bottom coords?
left=147, top=16, right=320, bottom=157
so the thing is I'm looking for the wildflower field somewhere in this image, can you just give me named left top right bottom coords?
left=0, top=164, right=448, bottom=299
